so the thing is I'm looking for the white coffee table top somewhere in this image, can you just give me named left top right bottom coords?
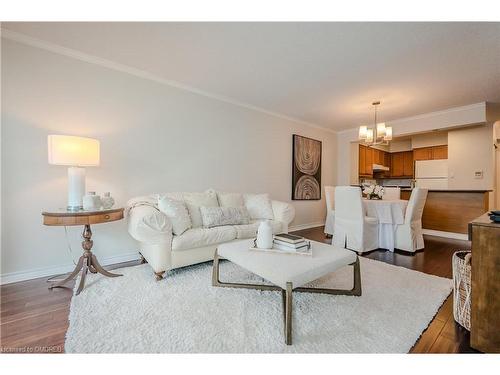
left=217, top=239, right=357, bottom=289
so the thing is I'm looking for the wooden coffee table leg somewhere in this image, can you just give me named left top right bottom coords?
left=285, top=282, right=293, bottom=345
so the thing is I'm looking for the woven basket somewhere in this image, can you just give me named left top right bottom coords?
left=452, top=251, right=472, bottom=330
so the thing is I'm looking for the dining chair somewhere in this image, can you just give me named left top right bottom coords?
left=394, top=188, right=429, bottom=252
left=324, top=186, right=335, bottom=237
left=382, top=187, right=401, bottom=200
left=333, top=186, right=379, bottom=254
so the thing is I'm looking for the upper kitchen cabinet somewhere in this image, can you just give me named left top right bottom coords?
left=413, top=145, right=448, bottom=160
left=359, top=145, right=389, bottom=177
left=431, top=145, right=448, bottom=159
left=413, top=147, right=433, bottom=160
left=365, top=146, right=374, bottom=175
left=391, top=152, right=405, bottom=177
left=390, top=151, right=414, bottom=177
left=359, top=144, right=367, bottom=175
left=403, top=151, right=414, bottom=176
left=373, top=148, right=385, bottom=165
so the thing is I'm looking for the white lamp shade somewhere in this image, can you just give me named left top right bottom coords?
left=384, top=126, right=393, bottom=141
left=48, top=135, right=100, bottom=167
left=366, top=128, right=374, bottom=143
left=358, top=126, right=368, bottom=140
left=376, top=122, right=386, bottom=138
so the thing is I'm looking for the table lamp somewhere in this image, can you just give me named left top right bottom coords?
left=48, top=135, right=100, bottom=211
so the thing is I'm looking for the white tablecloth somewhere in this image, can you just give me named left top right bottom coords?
left=363, top=199, right=408, bottom=251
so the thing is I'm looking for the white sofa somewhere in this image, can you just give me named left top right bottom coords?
left=127, top=191, right=295, bottom=279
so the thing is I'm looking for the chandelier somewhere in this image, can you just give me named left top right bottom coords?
left=358, top=101, right=392, bottom=145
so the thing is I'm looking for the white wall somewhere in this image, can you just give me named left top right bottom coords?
left=389, top=139, right=412, bottom=152
left=411, top=131, right=448, bottom=148
left=0, top=39, right=337, bottom=282
left=448, top=125, right=494, bottom=189
left=448, top=124, right=494, bottom=191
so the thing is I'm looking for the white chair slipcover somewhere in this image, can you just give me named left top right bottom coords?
left=382, top=187, right=401, bottom=200
left=363, top=199, right=408, bottom=251
left=333, top=186, right=379, bottom=253
left=324, top=186, right=335, bottom=236
left=395, top=188, right=428, bottom=252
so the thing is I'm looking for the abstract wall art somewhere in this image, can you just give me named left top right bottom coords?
left=292, top=134, right=322, bottom=200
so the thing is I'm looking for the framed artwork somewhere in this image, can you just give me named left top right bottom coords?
left=292, top=134, right=322, bottom=200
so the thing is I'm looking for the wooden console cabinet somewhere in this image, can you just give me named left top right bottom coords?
left=469, top=214, right=500, bottom=353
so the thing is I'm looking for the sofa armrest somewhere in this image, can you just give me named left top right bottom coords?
left=271, top=200, right=295, bottom=233
left=127, top=203, right=173, bottom=245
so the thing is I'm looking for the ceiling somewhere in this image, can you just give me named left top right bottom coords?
left=3, top=22, right=500, bottom=131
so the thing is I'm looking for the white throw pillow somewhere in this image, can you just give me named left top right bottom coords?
left=200, top=206, right=250, bottom=228
left=157, top=196, right=192, bottom=235
left=183, top=190, right=219, bottom=228
left=217, top=192, right=244, bottom=207
left=243, top=193, right=274, bottom=220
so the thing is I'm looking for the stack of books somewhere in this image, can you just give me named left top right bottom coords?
left=273, top=234, right=310, bottom=253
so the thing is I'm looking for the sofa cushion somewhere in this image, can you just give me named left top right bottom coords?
left=217, top=192, right=244, bottom=207
left=183, top=190, right=219, bottom=228
left=235, top=220, right=283, bottom=239
left=172, top=226, right=237, bottom=251
left=157, top=196, right=191, bottom=235
left=243, top=193, right=274, bottom=220
left=234, top=222, right=259, bottom=239
left=200, top=206, right=250, bottom=228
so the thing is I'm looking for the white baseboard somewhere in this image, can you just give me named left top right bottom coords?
left=1, top=222, right=326, bottom=284
left=0, top=251, right=141, bottom=285
left=289, top=221, right=325, bottom=232
left=422, top=229, right=469, bottom=241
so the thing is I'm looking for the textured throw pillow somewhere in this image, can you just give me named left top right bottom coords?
left=183, top=190, right=219, bottom=228
left=200, top=206, right=250, bottom=228
left=217, top=192, right=244, bottom=208
left=243, top=193, right=274, bottom=220
left=158, top=196, right=192, bottom=235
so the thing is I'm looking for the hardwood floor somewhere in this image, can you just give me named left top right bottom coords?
left=0, top=228, right=478, bottom=353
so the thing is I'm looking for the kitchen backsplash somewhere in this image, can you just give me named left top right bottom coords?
left=379, top=179, right=413, bottom=187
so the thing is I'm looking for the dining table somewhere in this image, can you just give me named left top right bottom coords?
left=362, top=198, right=408, bottom=251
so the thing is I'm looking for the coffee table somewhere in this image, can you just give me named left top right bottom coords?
left=212, top=239, right=361, bottom=345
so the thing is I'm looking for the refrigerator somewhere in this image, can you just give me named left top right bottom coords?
left=415, top=160, right=449, bottom=189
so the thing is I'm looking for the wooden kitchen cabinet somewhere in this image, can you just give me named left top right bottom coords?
left=391, top=152, right=405, bottom=177
left=384, top=152, right=391, bottom=170
left=413, top=147, right=433, bottom=160
left=413, top=145, right=448, bottom=160
left=365, top=147, right=373, bottom=175
left=431, top=145, right=448, bottom=159
left=359, top=144, right=367, bottom=175
left=374, top=148, right=385, bottom=165
left=403, top=151, right=414, bottom=177
left=359, top=144, right=391, bottom=177
left=390, top=151, right=413, bottom=177
left=359, top=144, right=374, bottom=176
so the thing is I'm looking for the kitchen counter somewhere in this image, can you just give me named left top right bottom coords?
left=399, top=188, right=491, bottom=192
left=400, top=189, right=491, bottom=234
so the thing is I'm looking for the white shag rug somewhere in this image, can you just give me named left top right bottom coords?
left=65, top=257, right=452, bottom=353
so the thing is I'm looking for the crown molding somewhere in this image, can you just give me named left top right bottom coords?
left=336, top=102, right=486, bottom=135
left=1, top=28, right=337, bottom=135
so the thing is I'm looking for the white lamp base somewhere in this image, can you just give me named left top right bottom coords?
left=67, top=167, right=86, bottom=211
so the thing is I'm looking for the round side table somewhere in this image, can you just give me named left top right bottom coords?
left=42, top=207, right=124, bottom=295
